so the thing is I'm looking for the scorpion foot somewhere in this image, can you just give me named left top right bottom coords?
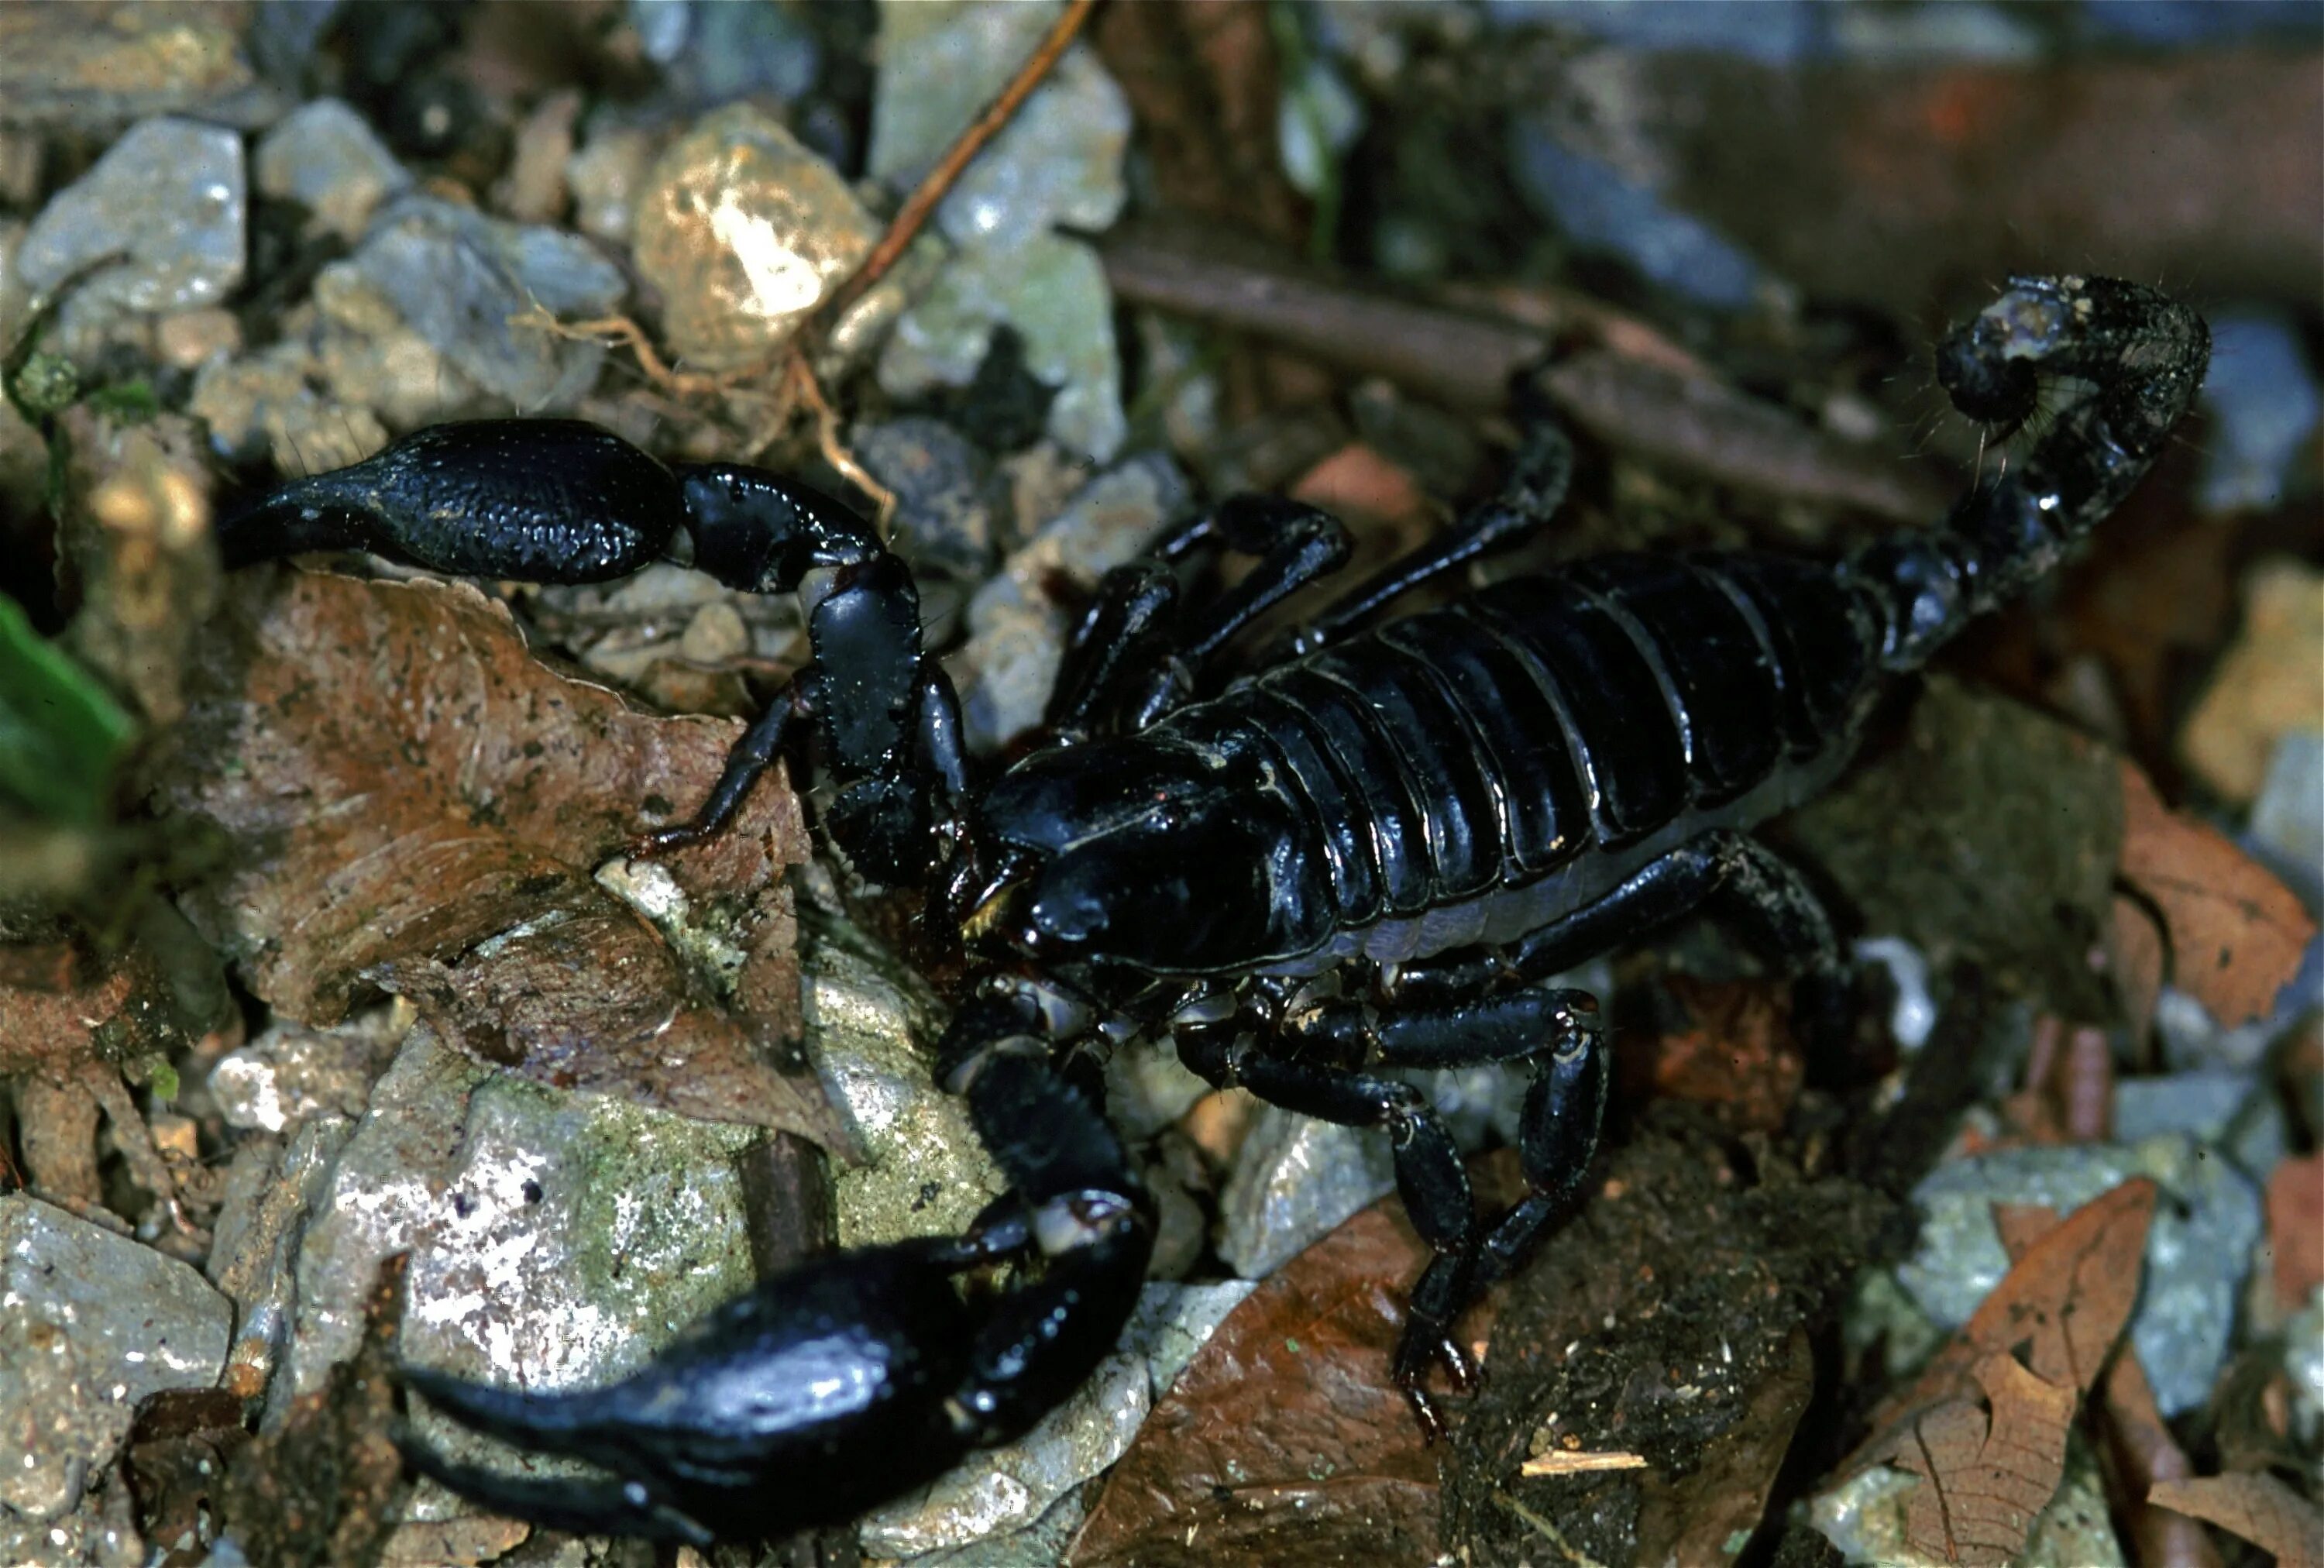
left=1392, top=1317, right=1480, bottom=1443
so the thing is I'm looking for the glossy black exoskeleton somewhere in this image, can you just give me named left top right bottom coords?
left=215, top=277, right=2208, bottom=1543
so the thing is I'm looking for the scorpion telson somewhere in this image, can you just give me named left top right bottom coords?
left=214, top=276, right=2208, bottom=1543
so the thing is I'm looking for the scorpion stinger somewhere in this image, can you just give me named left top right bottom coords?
left=211, top=276, right=2209, bottom=1542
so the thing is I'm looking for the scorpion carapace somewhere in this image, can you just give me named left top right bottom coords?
left=213, top=276, right=2208, bottom=1542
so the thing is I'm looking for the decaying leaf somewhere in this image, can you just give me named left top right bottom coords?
left=1860, top=1178, right=2154, bottom=1453
left=1846, top=1177, right=2157, bottom=1563
left=1885, top=1352, right=2078, bottom=1568
left=2118, top=761, right=2315, bottom=1029
left=1643, top=975, right=1804, bottom=1132
left=1070, top=1154, right=1527, bottom=1568
left=2266, top=1150, right=2324, bottom=1312
left=0, top=925, right=220, bottom=1214
left=2099, top=1350, right=2223, bottom=1568
left=2149, top=1473, right=2324, bottom=1568
left=151, top=570, right=834, bottom=1138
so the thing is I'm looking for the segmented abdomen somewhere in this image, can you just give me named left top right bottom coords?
left=1169, top=553, right=1886, bottom=935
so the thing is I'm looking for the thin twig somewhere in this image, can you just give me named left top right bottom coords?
left=813, top=0, right=1098, bottom=332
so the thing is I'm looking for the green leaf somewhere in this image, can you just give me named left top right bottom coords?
left=0, top=594, right=136, bottom=824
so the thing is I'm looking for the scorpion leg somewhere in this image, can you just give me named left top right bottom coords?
left=1501, top=830, right=1851, bottom=1057
left=1047, top=495, right=1353, bottom=734
left=1178, top=982, right=1602, bottom=1439
left=1288, top=418, right=1574, bottom=653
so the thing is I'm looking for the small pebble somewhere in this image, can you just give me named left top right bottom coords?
left=882, top=232, right=1126, bottom=463
left=156, top=306, right=241, bottom=370
left=253, top=97, right=411, bottom=239
left=18, top=115, right=247, bottom=318
left=633, top=105, right=878, bottom=372
left=853, top=415, right=997, bottom=576
left=566, top=122, right=660, bottom=243
left=2249, top=731, right=2324, bottom=910
left=346, top=194, right=625, bottom=409
left=678, top=600, right=749, bottom=665
left=947, top=452, right=1186, bottom=750
left=2178, top=557, right=2324, bottom=804
left=495, top=89, right=581, bottom=225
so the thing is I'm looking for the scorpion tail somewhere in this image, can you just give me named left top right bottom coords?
left=1860, top=275, right=2209, bottom=670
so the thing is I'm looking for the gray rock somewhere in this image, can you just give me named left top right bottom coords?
left=854, top=415, right=997, bottom=576
left=1217, top=1108, right=1398, bottom=1281
left=347, top=195, right=625, bottom=409
left=397, top=1075, right=760, bottom=1471
left=869, top=2, right=1064, bottom=185
left=206, top=1115, right=354, bottom=1402
left=800, top=910, right=1005, bottom=1250
left=947, top=453, right=1187, bottom=751
left=17, top=116, right=246, bottom=320
left=0, top=1471, right=142, bottom=1568
left=1898, top=1134, right=2262, bottom=1415
left=285, top=1023, right=764, bottom=1494
left=2112, top=1068, right=2287, bottom=1181
left=187, top=335, right=394, bottom=470
left=0, top=1195, right=232, bottom=1522
left=862, top=1281, right=1253, bottom=1558
left=879, top=231, right=1126, bottom=462
left=284, top=1024, right=489, bottom=1408
left=253, top=97, right=410, bottom=239
left=2250, top=730, right=2324, bottom=910
left=896, top=1484, right=1095, bottom=1568
left=927, top=45, right=1129, bottom=254
left=867, top=4, right=1133, bottom=460
left=0, top=6, right=254, bottom=131
left=208, top=1003, right=411, bottom=1132
left=2195, top=311, right=2321, bottom=514
left=1508, top=112, right=1766, bottom=311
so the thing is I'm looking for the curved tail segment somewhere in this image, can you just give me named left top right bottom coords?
left=1861, top=276, right=2210, bottom=670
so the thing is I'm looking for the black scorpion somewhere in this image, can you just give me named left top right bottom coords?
left=215, top=276, right=2207, bottom=1543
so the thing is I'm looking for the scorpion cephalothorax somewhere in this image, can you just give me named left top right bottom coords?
left=214, top=276, right=2208, bottom=1543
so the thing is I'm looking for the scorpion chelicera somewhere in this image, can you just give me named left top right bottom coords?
left=214, top=277, right=2206, bottom=1543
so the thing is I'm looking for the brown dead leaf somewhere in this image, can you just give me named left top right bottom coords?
left=1642, top=975, right=1804, bottom=1132
left=2150, top=1473, right=2324, bottom=1568
left=0, top=934, right=205, bottom=1213
left=1852, top=1178, right=2155, bottom=1473
left=2119, top=762, right=2316, bottom=1028
left=2099, top=1350, right=2223, bottom=1568
left=151, top=571, right=832, bottom=1137
left=2106, top=892, right=2168, bottom=1048
left=1999, top=1016, right=2113, bottom=1144
left=2266, top=1151, right=2324, bottom=1312
left=1886, top=1353, right=2078, bottom=1568
left=1069, top=1154, right=1527, bottom=1568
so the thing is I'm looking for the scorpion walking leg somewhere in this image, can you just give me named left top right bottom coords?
left=1504, top=830, right=1849, bottom=1047
left=1179, top=982, right=1602, bottom=1437
left=1048, top=495, right=1353, bottom=734
left=1290, top=418, right=1574, bottom=652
